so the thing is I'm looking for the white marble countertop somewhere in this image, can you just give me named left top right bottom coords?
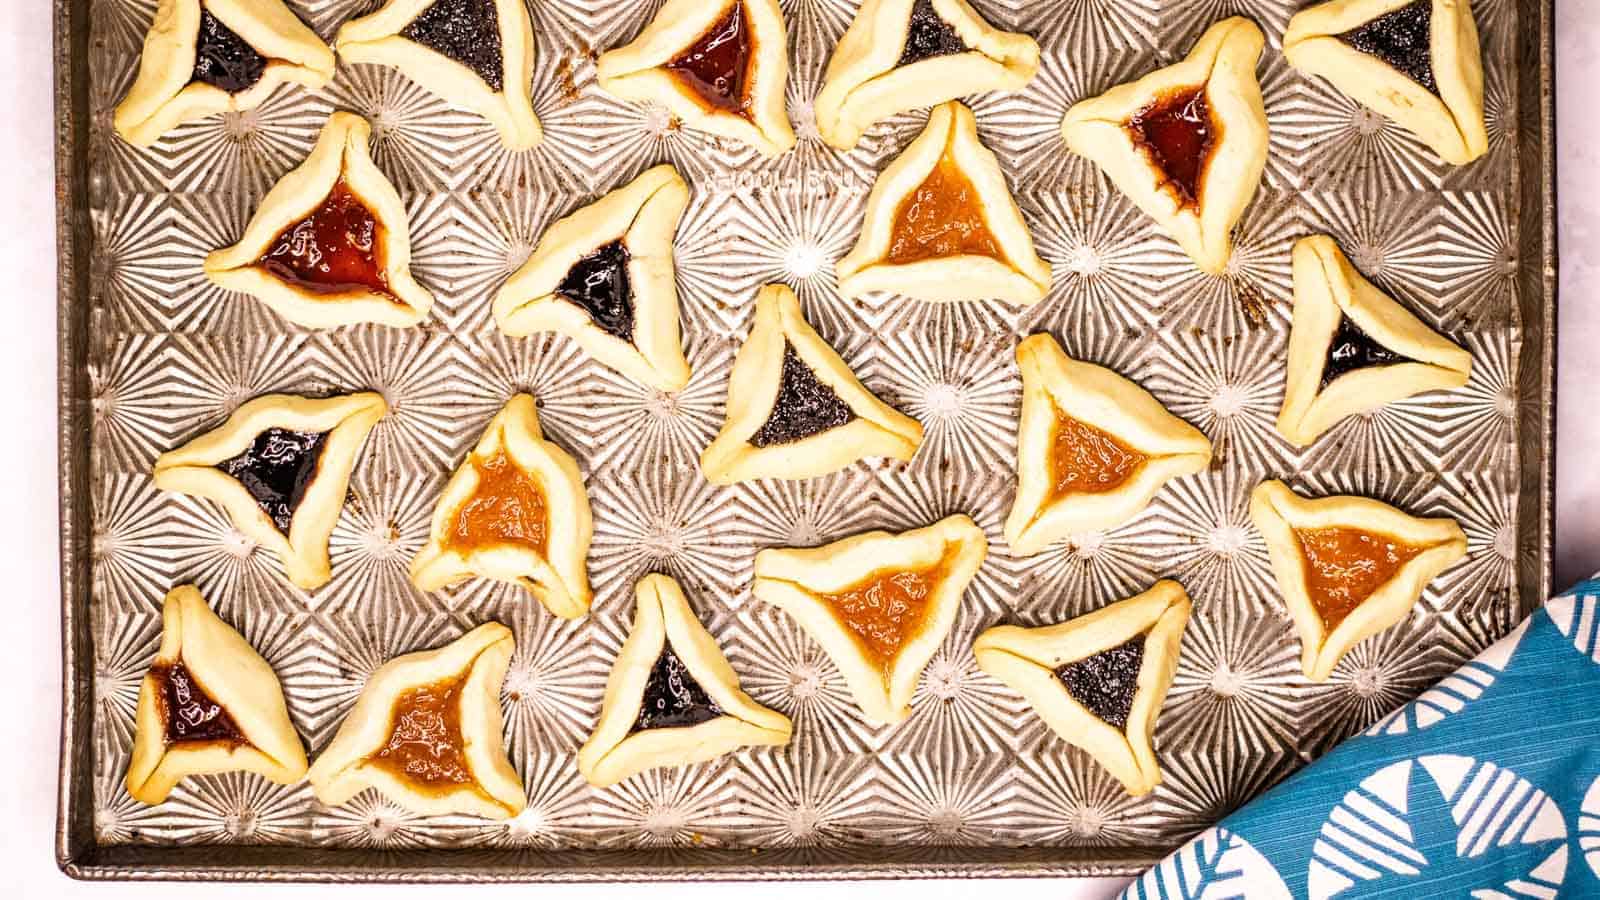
left=1, top=2, right=1593, bottom=898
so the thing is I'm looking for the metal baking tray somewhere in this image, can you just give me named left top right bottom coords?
left=54, top=0, right=1557, bottom=882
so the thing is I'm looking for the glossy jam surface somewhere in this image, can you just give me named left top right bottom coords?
left=1053, top=636, right=1145, bottom=730
left=1126, top=86, right=1216, bottom=209
left=897, top=0, right=968, bottom=66
left=215, top=427, right=329, bottom=534
left=665, top=2, right=754, bottom=118
left=1320, top=315, right=1410, bottom=389
left=1049, top=408, right=1147, bottom=498
left=820, top=560, right=945, bottom=674
left=368, top=675, right=476, bottom=791
left=1339, top=0, right=1436, bottom=95
left=401, top=0, right=505, bottom=91
left=555, top=240, right=634, bottom=343
left=257, top=179, right=392, bottom=298
left=191, top=8, right=268, bottom=93
left=748, top=342, right=856, bottom=447
left=1295, top=526, right=1425, bottom=632
left=152, top=659, right=246, bottom=745
left=632, top=645, right=724, bottom=732
left=443, top=450, right=549, bottom=556
left=886, top=154, right=1001, bottom=264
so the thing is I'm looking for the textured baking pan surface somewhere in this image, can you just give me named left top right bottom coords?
left=54, top=0, right=1557, bottom=882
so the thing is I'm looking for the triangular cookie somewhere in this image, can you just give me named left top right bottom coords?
left=1005, top=333, right=1212, bottom=556
left=114, top=0, right=336, bottom=146
left=307, top=622, right=526, bottom=819
left=814, top=0, right=1040, bottom=150
left=1060, top=17, right=1268, bottom=275
left=837, top=101, right=1052, bottom=304
left=1249, top=480, right=1467, bottom=681
left=1285, top=0, right=1487, bottom=165
left=410, top=394, right=594, bottom=620
left=578, top=575, right=792, bottom=787
left=595, top=0, right=796, bottom=157
left=1277, top=236, right=1471, bottom=447
left=493, top=165, right=692, bottom=393
left=152, top=391, right=387, bottom=590
left=126, top=585, right=309, bottom=805
left=974, top=580, right=1191, bottom=797
left=752, top=515, right=987, bottom=724
left=204, top=112, right=435, bottom=329
left=699, top=283, right=924, bottom=484
left=335, top=0, right=542, bottom=150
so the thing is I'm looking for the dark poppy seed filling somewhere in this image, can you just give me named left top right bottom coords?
left=632, top=645, right=723, bottom=732
left=402, top=0, right=506, bottom=92
left=556, top=240, right=635, bottom=344
left=1320, top=315, right=1412, bottom=389
left=1338, top=0, right=1437, bottom=95
left=1054, top=635, right=1145, bottom=731
left=897, top=0, right=968, bottom=67
left=215, top=427, right=329, bottom=534
left=152, top=659, right=246, bottom=745
left=191, top=8, right=268, bottom=93
left=748, top=342, right=856, bottom=447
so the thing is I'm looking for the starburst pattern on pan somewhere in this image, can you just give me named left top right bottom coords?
left=869, top=752, right=1014, bottom=846
left=453, top=581, right=608, bottom=755
left=93, top=0, right=158, bottom=53
left=720, top=181, right=871, bottom=331
left=1147, top=325, right=1293, bottom=478
left=317, top=465, right=441, bottom=619
left=1145, top=189, right=1297, bottom=335
left=92, top=474, right=176, bottom=616
left=427, top=186, right=569, bottom=335
left=309, top=790, right=449, bottom=849
left=92, top=194, right=183, bottom=334
left=90, top=53, right=170, bottom=194
left=162, top=334, right=318, bottom=410
left=585, top=337, right=730, bottom=473
left=587, top=757, right=744, bottom=848
left=672, top=188, right=758, bottom=336
left=1280, top=75, right=1447, bottom=194
left=445, top=58, right=592, bottom=195
left=308, top=329, right=464, bottom=472
left=156, top=774, right=314, bottom=845
left=291, top=611, right=464, bottom=748
left=1158, top=0, right=1292, bottom=47
left=1299, top=188, right=1447, bottom=317
left=1295, top=617, right=1457, bottom=757
left=1161, top=594, right=1301, bottom=754
left=460, top=751, right=591, bottom=850
left=92, top=600, right=160, bottom=752
left=872, top=323, right=1018, bottom=485
left=94, top=772, right=176, bottom=845
left=442, top=334, right=596, bottom=453
left=1008, top=749, right=1160, bottom=847
left=162, top=492, right=309, bottom=614
left=572, top=89, right=749, bottom=188
left=160, top=83, right=333, bottom=196
left=732, top=750, right=877, bottom=847
left=587, top=461, right=747, bottom=615
left=1433, top=191, right=1518, bottom=330
left=1421, top=330, right=1516, bottom=471
left=730, top=604, right=880, bottom=755
left=1005, top=510, right=1165, bottom=625
left=1018, top=183, right=1163, bottom=339
left=1256, top=54, right=1305, bottom=191
left=1019, top=0, right=1157, bottom=57
left=1427, top=471, right=1516, bottom=618
left=732, top=467, right=878, bottom=553
left=1143, top=468, right=1280, bottom=608
left=885, top=620, right=1025, bottom=756
left=161, top=192, right=298, bottom=334
left=1296, top=380, right=1472, bottom=483
left=1147, top=746, right=1298, bottom=841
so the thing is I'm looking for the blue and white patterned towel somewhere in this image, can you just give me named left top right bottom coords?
left=1122, top=578, right=1600, bottom=899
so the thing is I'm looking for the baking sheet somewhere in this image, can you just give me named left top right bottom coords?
left=54, top=0, right=1557, bottom=881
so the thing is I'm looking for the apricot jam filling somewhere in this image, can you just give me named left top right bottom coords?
left=1294, top=526, right=1424, bottom=632
left=443, top=450, right=549, bottom=557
